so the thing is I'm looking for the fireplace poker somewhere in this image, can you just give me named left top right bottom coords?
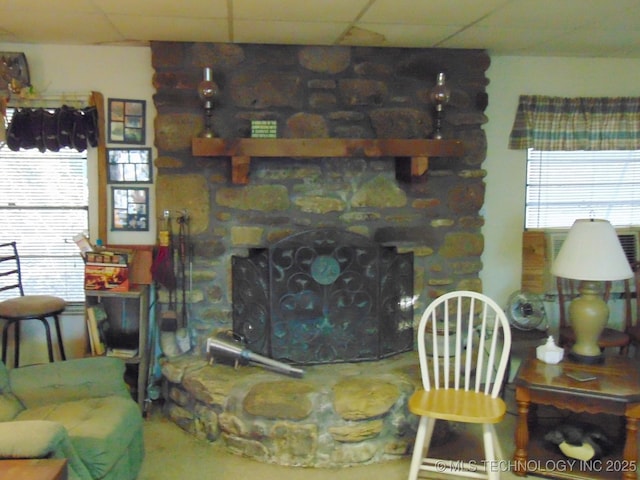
left=152, top=210, right=181, bottom=357
left=177, top=211, right=188, bottom=329
left=176, top=210, right=190, bottom=353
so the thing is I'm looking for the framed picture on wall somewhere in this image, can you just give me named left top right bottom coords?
left=108, top=98, right=146, bottom=145
left=107, top=148, right=152, bottom=183
left=111, top=187, right=149, bottom=231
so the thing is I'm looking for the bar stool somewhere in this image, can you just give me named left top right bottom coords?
left=0, top=242, right=66, bottom=367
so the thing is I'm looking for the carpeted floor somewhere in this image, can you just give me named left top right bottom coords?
left=137, top=387, right=522, bottom=480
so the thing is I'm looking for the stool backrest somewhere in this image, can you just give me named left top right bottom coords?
left=0, top=242, right=25, bottom=298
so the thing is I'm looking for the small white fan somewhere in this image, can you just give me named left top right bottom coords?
left=506, top=290, right=547, bottom=331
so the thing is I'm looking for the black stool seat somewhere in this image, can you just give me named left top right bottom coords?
left=0, top=241, right=68, bottom=367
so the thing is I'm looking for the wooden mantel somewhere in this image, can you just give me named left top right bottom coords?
left=192, top=138, right=464, bottom=184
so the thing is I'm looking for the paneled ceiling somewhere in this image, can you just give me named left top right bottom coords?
left=0, top=0, right=639, bottom=58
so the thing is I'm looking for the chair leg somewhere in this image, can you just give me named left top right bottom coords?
left=2, top=318, right=56, bottom=367
left=1, top=320, right=13, bottom=366
left=14, top=320, right=20, bottom=367
left=52, top=315, right=66, bottom=360
left=37, top=318, right=55, bottom=363
left=408, top=416, right=435, bottom=480
left=483, top=424, right=500, bottom=480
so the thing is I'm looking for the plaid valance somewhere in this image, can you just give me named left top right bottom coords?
left=508, top=95, right=640, bottom=150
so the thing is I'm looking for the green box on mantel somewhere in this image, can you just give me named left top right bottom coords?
left=251, top=120, right=277, bottom=138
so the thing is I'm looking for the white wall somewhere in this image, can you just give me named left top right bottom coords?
left=0, top=43, right=157, bottom=246
left=483, top=55, right=640, bottom=315
left=0, top=43, right=156, bottom=364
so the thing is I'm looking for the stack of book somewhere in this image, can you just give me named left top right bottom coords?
left=86, top=304, right=107, bottom=355
left=86, top=304, right=138, bottom=359
left=106, top=347, right=138, bottom=359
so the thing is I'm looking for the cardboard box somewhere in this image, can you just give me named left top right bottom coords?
left=85, top=264, right=130, bottom=292
left=106, top=245, right=154, bottom=285
left=86, top=251, right=131, bottom=266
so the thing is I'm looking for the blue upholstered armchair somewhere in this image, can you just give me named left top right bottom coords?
left=0, top=356, right=144, bottom=480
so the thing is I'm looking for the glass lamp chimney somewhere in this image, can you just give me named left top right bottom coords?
left=198, top=67, right=219, bottom=138
left=429, top=72, right=451, bottom=139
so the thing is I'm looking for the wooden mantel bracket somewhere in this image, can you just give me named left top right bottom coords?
left=192, top=138, right=464, bottom=185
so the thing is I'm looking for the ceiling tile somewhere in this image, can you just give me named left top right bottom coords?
left=477, top=0, right=640, bottom=29
left=109, top=15, right=229, bottom=44
left=0, top=0, right=638, bottom=58
left=93, top=0, right=227, bottom=17
left=233, top=20, right=348, bottom=45
left=361, top=0, right=509, bottom=25
left=233, top=0, right=369, bottom=22
left=589, top=4, right=640, bottom=30
left=347, top=23, right=460, bottom=48
left=0, top=0, right=101, bottom=14
left=0, top=12, right=121, bottom=45
left=0, top=30, right=19, bottom=44
left=439, top=26, right=570, bottom=53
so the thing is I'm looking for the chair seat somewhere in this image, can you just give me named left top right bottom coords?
left=0, top=295, right=66, bottom=320
left=15, top=396, right=142, bottom=479
left=409, top=388, right=506, bottom=424
left=560, top=326, right=630, bottom=349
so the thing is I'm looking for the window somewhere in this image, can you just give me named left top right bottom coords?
left=0, top=108, right=89, bottom=302
left=525, top=149, right=640, bottom=229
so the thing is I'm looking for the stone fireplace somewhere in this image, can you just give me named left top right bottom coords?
left=152, top=41, right=489, bottom=466
left=152, top=42, right=489, bottom=350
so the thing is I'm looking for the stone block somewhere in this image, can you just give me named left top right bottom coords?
left=243, top=381, right=315, bottom=420
left=156, top=174, right=210, bottom=235
left=333, top=377, right=400, bottom=420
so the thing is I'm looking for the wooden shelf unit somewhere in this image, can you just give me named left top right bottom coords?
left=85, top=284, right=150, bottom=412
left=192, top=138, right=464, bottom=184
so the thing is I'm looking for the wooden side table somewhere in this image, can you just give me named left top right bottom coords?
left=514, top=354, right=640, bottom=480
left=0, top=459, right=67, bottom=480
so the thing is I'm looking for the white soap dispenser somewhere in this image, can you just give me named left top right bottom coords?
left=536, top=336, right=564, bottom=364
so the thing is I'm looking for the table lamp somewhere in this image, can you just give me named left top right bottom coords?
left=551, top=218, right=632, bottom=364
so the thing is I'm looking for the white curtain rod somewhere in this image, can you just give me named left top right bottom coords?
left=8, top=92, right=93, bottom=109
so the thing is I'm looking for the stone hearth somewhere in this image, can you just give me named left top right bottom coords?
left=160, top=351, right=454, bottom=467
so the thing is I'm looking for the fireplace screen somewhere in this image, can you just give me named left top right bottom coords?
left=232, top=229, right=413, bottom=365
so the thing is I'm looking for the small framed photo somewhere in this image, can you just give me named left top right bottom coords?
left=107, top=148, right=152, bottom=183
left=111, top=187, right=149, bottom=232
left=108, top=98, right=146, bottom=145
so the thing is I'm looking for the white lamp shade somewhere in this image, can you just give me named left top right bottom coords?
left=551, top=219, right=633, bottom=281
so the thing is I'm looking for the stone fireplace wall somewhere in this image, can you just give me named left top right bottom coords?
left=151, top=42, right=489, bottom=353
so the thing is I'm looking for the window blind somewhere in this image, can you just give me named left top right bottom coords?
left=0, top=109, right=88, bottom=302
left=526, top=149, right=640, bottom=229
